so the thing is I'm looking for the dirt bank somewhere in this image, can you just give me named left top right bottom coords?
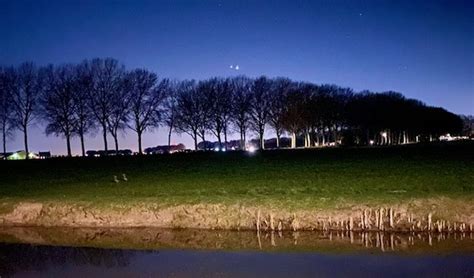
left=0, top=198, right=473, bottom=232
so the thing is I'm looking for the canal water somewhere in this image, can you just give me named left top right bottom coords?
left=0, top=227, right=472, bottom=277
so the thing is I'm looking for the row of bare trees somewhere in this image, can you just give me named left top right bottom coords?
left=0, top=59, right=170, bottom=157
left=0, top=58, right=465, bottom=158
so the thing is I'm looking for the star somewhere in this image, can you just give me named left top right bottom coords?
left=235, top=65, right=240, bottom=70
left=229, top=65, right=233, bottom=69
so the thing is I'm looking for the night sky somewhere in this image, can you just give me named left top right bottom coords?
left=1, top=0, right=473, bottom=155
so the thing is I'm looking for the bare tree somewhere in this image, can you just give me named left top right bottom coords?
left=126, top=69, right=169, bottom=154
left=88, top=58, right=125, bottom=154
left=163, top=80, right=179, bottom=147
left=9, top=62, right=42, bottom=158
left=175, top=80, right=202, bottom=150
left=195, top=80, right=212, bottom=145
left=230, top=76, right=252, bottom=149
left=299, top=83, right=320, bottom=147
left=281, top=83, right=308, bottom=148
left=73, top=61, right=96, bottom=157
left=202, top=78, right=232, bottom=148
left=40, top=64, right=78, bottom=157
left=0, top=67, right=16, bottom=158
left=268, top=77, right=292, bottom=148
left=107, top=75, right=131, bottom=154
left=249, top=76, right=272, bottom=149
left=218, top=78, right=233, bottom=146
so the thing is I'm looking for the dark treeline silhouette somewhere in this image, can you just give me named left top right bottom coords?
left=0, top=58, right=467, bottom=157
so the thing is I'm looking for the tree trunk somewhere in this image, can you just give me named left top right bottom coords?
left=24, top=126, right=29, bottom=160
left=102, top=125, right=108, bottom=154
left=366, top=129, right=370, bottom=145
left=276, top=130, right=281, bottom=149
left=168, top=125, right=173, bottom=147
left=138, top=131, right=142, bottom=154
left=80, top=132, right=86, bottom=157
left=114, top=135, right=119, bottom=155
left=291, top=132, right=296, bottom=148
left=259, top=129, right=265, bottom=150
left=223, top=125, right=228, bottom=145
left=240, top=127, right=245, bottom=149
left=2, top=126, right=6, bottom=159
left=66, top=134, right=72, bottom=157
left=193, top=130, right=198, bottom=150
left=217, top=133, right=222, bottom=149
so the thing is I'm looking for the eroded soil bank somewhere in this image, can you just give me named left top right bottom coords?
left=1, top=197, right=473, bottom=233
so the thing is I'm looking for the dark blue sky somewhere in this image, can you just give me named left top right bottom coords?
left=1, top=0, right=473, bottom=154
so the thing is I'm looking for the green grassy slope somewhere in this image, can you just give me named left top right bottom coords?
left=0, top=142, right=472, bottom=210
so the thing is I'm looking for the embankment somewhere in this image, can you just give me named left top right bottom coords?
left=1, top=198, right=473, bottom=233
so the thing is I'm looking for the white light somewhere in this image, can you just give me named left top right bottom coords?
left=222, top=148, right=226, bottom=152
left=369, top=140, right=374, bottom=145
left=235, top=65, right=240, bottom=70
left=214, top=147, right=220, bottom=152
left=247, top=146, right=256, bottom=153
left=381, top=132, right=387, bottom=138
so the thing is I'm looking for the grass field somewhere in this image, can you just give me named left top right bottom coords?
left=0, top=141, right=472, bottom=212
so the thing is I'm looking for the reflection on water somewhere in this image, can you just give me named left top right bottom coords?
left=0, top=244, right=132, bottom=277
left=0, top=227, right=472, bottom=277
left=0, top=227, right=472, bottom=253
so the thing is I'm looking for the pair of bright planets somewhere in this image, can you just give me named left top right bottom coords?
left=226, top=13, right=363, bottom=71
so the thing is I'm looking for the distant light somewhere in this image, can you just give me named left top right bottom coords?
left=247, top=146, right=256, bottom=153
left=222, top=148, right=226, bottom=152
left=214, top=147, right=220, bottom=152
left=235, top=65, right=240, bottom=70
left=381, top=132, right=387, bottom=138
left=231, top=147, right=236, bottom=151
left=369, top=140, right=374, bottom=145
left=440, top=133, right=455, bottom=141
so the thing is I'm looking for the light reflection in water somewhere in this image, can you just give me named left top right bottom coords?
left=0, top=227, right=472, bottom=277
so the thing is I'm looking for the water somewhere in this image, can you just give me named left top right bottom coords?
left=0, top=227, right=473, bottom=277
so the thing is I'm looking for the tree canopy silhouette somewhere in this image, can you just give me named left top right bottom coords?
left=0, top=58, right=466, bottom=156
